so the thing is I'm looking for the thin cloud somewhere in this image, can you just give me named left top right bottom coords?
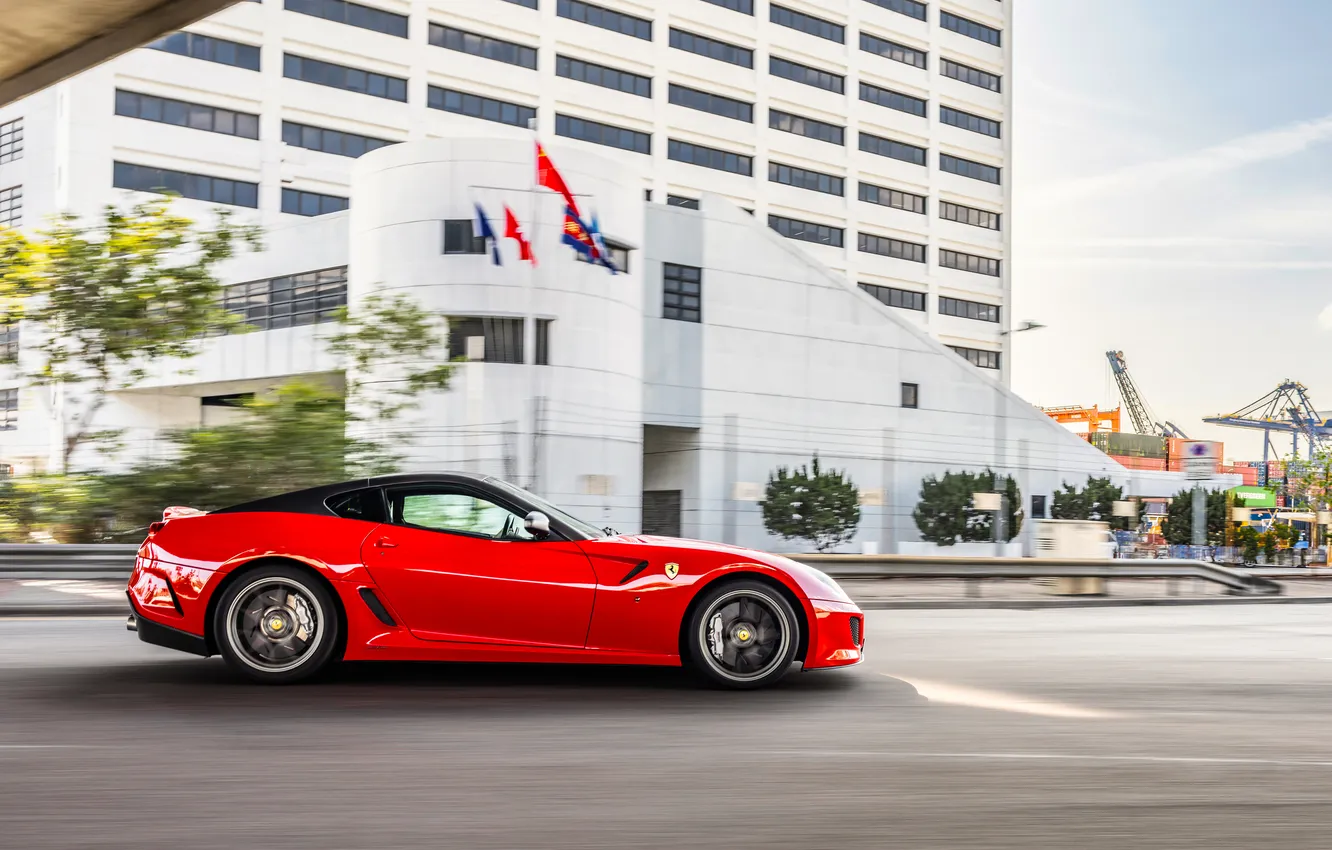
left=1320, top=304, right=1332, bottom=331
left=1026, top=257, right=1332, bottom=271
left=1028, top=236, right=1296, bottom=249
left=1031, top=114, right=1332, bottom=208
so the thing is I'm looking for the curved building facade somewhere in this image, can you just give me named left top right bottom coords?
left=347, top=138, right=646, bottom=531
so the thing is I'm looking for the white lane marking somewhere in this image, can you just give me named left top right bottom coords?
left=887, top=674, right=1123, bottom=719
left=17, top=580, right=125, bottom=601
left=0, top=745, right=103, bottom=749
left=776, top=751, right=1332, bottom=769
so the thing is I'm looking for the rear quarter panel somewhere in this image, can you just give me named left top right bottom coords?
left=131, top=512, right=381, bottom=636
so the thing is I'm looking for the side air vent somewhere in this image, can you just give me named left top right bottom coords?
left=849, top=616, right=862, bottom=648
left=358, top=588, right=397, bottom=626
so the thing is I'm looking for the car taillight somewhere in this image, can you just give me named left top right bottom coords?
left=148, top=521, right=165, bottom=535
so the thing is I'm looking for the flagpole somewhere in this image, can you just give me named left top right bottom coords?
left=527, top=121, right=541, bottom=492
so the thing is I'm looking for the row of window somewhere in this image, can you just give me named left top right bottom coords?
left=768, top=214, right=1001, bottom=276
left=0, top=119, right=21, bottom=164
left=0, top=185, right=20, bottom=228
left=0, top=324, right=17, bottom=363
left=0, top=388, right=14, bottom=431
left=220, top=266, right=348, bottom=331
left=447, top=317, right=551, bottom=366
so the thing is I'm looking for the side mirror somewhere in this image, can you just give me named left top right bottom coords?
left=524, top=510, right=551, bottom=538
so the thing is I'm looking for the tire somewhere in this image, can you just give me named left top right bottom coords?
left=212, top=564, right=341, bottom=684
left=685, top=579, right=800, bottom=689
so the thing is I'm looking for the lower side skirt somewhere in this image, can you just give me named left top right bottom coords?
left=128, top=594, right=210, bottom=657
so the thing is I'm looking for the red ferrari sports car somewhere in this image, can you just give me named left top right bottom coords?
left=126, top=473, right=864, bottom=688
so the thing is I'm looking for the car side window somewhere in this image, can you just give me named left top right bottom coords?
left=389, top=489, right=534, bottom=540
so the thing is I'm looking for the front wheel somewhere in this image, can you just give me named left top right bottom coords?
left=685, top=580, right=800, bottom=689
left=213, top=564, right=341, bottom=684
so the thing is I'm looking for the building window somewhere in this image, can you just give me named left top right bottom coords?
left=147, top=32, right=261, bottom=70
left=221, top=266, right=348, bottom=331
left=282, top=121, right=395, bottom=157
left=939, top=200, right=999, bottom=231
left=644, top=189, right=653, bottom=201
left=860, top=282, right=925, bottom=311
left=0, top=388, right=16, bottom=431
left=859, top=132, right=926, bottom=166
left=668, top=84, right=753, bottom=123
left=536, top=318, right=551, bottom=365
left=1031, top=494, right=1047, bottom=519
left=0, top=186, right=20, bottom=227
left=503, top=0, right=538, bottom=8
left=940, top=153, right=1001, bottom=184
left=769, top=214, right=844, bottom=248
left=556, top=55, right=651, bottom=97
left=949, top=344, right=1000, bottom=370
left=939, top=295, right=1000, bottom=323
left=0, top=323, right=18, bottom=362
left=284, top=0, right=408, bottom=37
left=115, top=90, right=260, bottom=139
left=283, top=54, right=407, bottom=101
left=858, top=182, right=926, bottom=215
left=901, top=382, right=919, bottom=409
left=770, top=4, right=844, bottom=43
left=769, top=56, right=844, bottom=94
left=447, top=317, right=526, bottom=363
left=114, top=162, right=258, bottom=208
left=859, top=32, right=926, bottom=69
left=663, top=263, right=702, bottom=323
left=769, top=109, right=843, bottom=145
left=858, top=232, right=926, bottom=263
left=576, top=240, right=631, bottom=273
left=768, top=162, right=843, bottom=196
left=428, top=87, right=536, bottom=129
left=667, top=139, right=752, bottom=175
left=939, top=248, right=1001, bottom=277
left=429, top=24, right=538, bottom=69
left=666, top=195, right=699, bottom=209
left=941, top=105, right=1001, bottom=138
left=859, top=82, right=927, bottom=118
left=864, top=0, right=926, bottom=22
left=556, top=114, right=651, bottom=154
left=556, top=0, right=652, bottom=40
left=700, top=0, right=753, bottom=13
left=281, top=188, right=349, bottom=216
left=442, top=219, right=487, bottom=254
left=941, top=58, right=1001, bottom=93
left=668, top=28, right=753, bottom=69
left=941, top=11, right=1002, bottom=47
left=0, top=119, right=22, bottom=164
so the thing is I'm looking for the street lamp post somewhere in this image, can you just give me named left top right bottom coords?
left=992, top=321, right=1046, bottom=555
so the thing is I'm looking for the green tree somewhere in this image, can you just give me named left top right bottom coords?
left=1160, top=488, right=1228, bottom=546
left=760, top=455, right=861, bottom=552
left=1235, top=525, right=1261, bottom=564
left=1050, top=476, right=1141, bottom=530
left=913, top=469, right=1022, bottom=546
left=0, top=200, right=261, bottom=469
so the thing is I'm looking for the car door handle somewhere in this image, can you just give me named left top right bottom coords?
left=373, top=538, right=397, bottom=549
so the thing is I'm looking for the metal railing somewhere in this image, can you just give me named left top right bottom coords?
left=0, top=545, right=1288, bottom=597
left=793, top=555, right=1283, bottom=597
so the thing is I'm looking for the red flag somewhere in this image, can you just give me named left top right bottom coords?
left=504, top=205, right=536, bottom=265
left=536, top=142, right=579, bottom=217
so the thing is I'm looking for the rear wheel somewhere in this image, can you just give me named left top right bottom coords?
left=686, top=580, right=800, bottom=689
left=213, top=565, right=340, bottom=684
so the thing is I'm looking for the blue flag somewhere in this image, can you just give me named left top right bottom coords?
left=474, top=203, right=501, bottom=266
left=562, top=206, right=598, bottom=259
left=588, top=213, right=617, bottom=274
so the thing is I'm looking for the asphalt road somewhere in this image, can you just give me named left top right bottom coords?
left=5, top=607, right=1332, bottom=849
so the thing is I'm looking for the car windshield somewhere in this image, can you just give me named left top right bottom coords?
left=486, top=478, right=608, bottom=539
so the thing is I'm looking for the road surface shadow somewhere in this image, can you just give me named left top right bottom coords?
left=8, top=655, right=907, bottom=721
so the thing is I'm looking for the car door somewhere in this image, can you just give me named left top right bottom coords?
left=362, top=484, right=598, bottom=648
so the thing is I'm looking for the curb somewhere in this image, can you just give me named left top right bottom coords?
left=858, top=595, right=1332, bottom=610
left=0, top=605, right=129, bottom=618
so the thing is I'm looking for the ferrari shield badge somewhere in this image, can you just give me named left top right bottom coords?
left=664, top=562, right=680, bottom=580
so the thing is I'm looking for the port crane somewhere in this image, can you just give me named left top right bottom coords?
left=1203, top=381, right=1332, bottom=463
left=1105, top=351, right=1189, bottom=439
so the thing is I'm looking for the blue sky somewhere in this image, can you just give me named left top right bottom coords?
left=1010, top=0, right=1332, bottom=460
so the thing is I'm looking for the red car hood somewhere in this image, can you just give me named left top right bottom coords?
left=600, top=535, right=855, bottom=604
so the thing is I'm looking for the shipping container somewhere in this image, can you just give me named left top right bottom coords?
left=1090, top=432, right=1167, bottom=458
left=1111, top=455, right=1168, bottom=471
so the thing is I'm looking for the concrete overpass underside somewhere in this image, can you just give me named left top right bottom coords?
left=0, top=0, right=236, bottom=105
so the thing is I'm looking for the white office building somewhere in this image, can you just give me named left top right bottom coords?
left=0, top=0, right=1239, bottom=550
